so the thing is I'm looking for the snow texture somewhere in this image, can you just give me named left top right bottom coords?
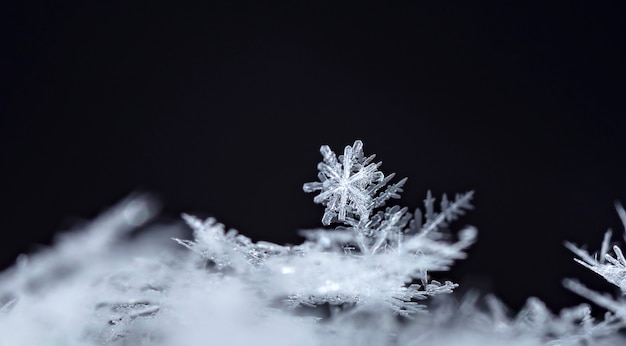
left=1, top=140, right=626, bottom=345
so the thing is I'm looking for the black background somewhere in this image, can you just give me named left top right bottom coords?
left=2, top=2, right=626, bottom=314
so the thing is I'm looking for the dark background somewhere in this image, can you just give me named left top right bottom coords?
left=2, top=2, right=626, bottom=314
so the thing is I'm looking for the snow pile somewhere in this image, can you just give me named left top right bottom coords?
left=1, top=140, right=625, bottom=345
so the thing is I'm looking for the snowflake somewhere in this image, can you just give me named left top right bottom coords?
left=303, top=140, right=405, bottom=225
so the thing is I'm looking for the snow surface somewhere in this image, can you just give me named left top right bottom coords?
left=1, top=140, right=626, bottom=345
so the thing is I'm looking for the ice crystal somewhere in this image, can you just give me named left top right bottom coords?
left=303, top=140, right=407, bottom=225
left=565, top=202, right=626, bottom=294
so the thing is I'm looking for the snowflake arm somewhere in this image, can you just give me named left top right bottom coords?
left=411, top=191, right=475, bottom=236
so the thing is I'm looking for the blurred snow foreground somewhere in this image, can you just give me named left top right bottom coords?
left=2, top=141, right=626, bottom=345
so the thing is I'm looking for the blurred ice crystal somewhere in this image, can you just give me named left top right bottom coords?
left=564, top=201, right=626, bottom=328
left=565, top=202, right=626, bottom=295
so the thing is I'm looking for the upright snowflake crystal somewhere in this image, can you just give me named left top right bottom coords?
left=303, top=140, right=406, bottom=225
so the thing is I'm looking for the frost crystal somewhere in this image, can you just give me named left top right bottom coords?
left=565, top=202, right=626, bottom=294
